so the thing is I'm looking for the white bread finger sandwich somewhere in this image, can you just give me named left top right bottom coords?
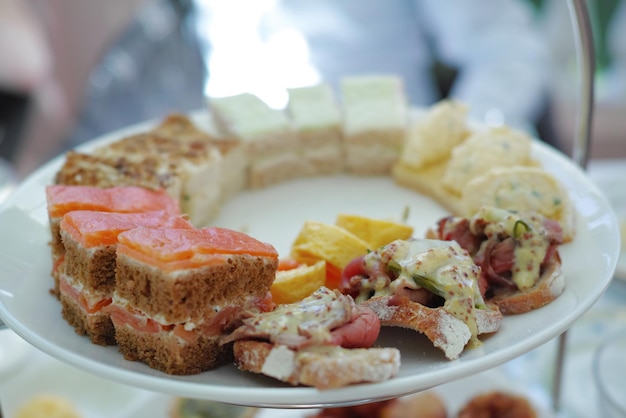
left=427, top=206, right=565, bottom=315
left=209, top=93, right=304, bottom=189
left=341, top=75, right=409, bottom=175
left=340, top=239, right=502, bottom=360
left=286, top=83, right=345, bottom=176
left=223, top=287, right=400, bottom=389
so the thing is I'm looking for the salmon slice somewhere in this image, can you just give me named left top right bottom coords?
left=60, top=210, right=193, bottom=248
left=117, top=227, right=278, bottom=271
left=46, top=185, right=180, bottom=218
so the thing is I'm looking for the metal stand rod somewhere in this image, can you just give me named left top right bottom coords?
left=552, top=0, right=595, bottom=413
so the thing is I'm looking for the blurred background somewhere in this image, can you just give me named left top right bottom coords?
left=1, top=0, right=624, bottom=178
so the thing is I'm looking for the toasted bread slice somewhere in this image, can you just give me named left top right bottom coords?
left=93, top=133, right=223, bottom=227
left=426, top=208, right=566, bottom=315
left=380, top=391, right=447, bottom=418
left=361, top=296, right=502, bottom=360
left=55, top=151, right=179, bottom=194
left=152, top=113, right=248, bottom=203
left=233, top=340, right=400, bottom=389
left=489, top=253, right=564, bottom=315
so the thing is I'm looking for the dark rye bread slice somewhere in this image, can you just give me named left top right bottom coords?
left=114, top=252, right=277, bottom=324
left=59, top=228, right=117, bottom=345
left=61, top=231, right=117, bottom=295
left=233, top=340, right=400, bottom=389
left=115, top=326, right=234, bottom=375
left=60, top=289, right=115, bottom=345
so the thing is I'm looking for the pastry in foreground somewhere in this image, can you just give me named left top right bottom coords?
left=308, top=391, right=446, bottom=418
left=169, top=398, right=257, bottom=418
left=457, top=391, right=537, bottom=418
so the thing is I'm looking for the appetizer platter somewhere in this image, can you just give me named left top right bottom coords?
left=0, top=77, right=620, bottom=408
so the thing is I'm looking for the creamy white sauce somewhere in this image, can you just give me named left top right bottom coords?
left=243, top=287, right=354, bottom=346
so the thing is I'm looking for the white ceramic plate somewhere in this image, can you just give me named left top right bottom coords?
left=588, top=160, right=626, bottom=281
left=0, top=115, right=620, bottom=408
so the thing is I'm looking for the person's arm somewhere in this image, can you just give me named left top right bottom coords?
left=414, top=0, right=550, bottom=132
left=5, top=0, right=144, bottom=177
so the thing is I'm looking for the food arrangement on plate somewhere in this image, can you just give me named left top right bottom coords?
left=33, top=74, right=578, bottom=393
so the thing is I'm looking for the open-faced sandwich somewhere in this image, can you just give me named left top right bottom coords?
left=222, top=286, right=400, bottom=389
left=427, top=206, right=565, bottom=315
left=340, top=239, right=502, bottom=360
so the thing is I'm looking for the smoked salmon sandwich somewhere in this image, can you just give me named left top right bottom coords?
left=107, top=226, right=278, bottom=375
left=46, top=185, right=180, bottom=295
left=59, top=210, right=192, bottom=345
left=340, top=239, right=503, bottom=360
left=223, top=286, right=400, bottom=389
